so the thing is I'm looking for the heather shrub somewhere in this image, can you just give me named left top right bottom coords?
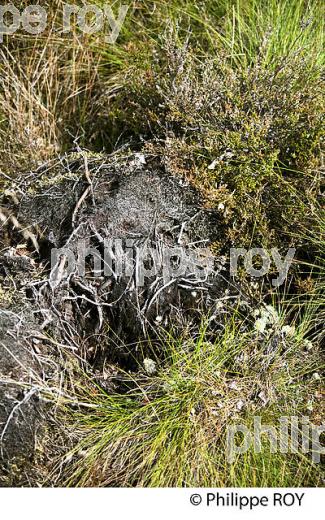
left=109, top=40, right=324, bottom=253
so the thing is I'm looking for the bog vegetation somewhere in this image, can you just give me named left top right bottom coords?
left=0, top=0, right=324, bottom=486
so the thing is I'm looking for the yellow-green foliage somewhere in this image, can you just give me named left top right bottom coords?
left=1, top=0, right=324, bottom=489
left=59, top=313, right=324, bottom=487
left=110, top=41, right=324, bottom=252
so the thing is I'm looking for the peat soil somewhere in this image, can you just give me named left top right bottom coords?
left=0, top=152, right=239, bottom=484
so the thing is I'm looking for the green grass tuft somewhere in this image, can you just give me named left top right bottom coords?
left=57, top=310, right=324, bottom=487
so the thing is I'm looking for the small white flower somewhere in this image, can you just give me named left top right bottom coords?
left=143, top=358, right=157, bottom=376
left=237, top=400, right=245, bottom=411
left=254, top=317, right=268, bottom=333
left=262, top=305, right=279, bottom=324
left=254, top=305, right=279, bottom=333
left=281, top=325, right=296, bottom=337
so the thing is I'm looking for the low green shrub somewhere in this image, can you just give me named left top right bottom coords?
left=109, top=40, right=323, bottom=253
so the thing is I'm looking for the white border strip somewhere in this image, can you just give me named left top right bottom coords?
left=0, top=488, right=324, bottom=520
